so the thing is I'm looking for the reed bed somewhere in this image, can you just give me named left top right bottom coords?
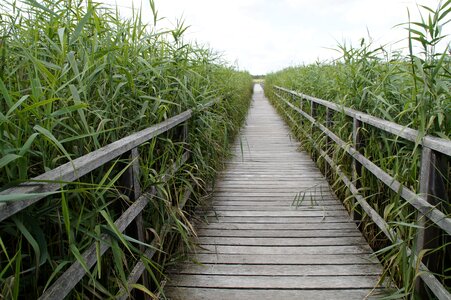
left=0, top=0, right=253, bottom=298
left=265, top=2, right=450, bottom=299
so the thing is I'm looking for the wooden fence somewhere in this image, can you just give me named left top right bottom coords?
left=0, top=100, right=216, bottom=299
left=272, top=86, right=450, bottom=300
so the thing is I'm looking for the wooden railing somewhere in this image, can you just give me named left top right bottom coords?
left=0, top=100, right=216, bottom=299
left=272, top=85, right=450, bottom=300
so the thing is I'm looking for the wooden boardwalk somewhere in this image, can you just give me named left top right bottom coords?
left=165, top=85, right=387, bottom=299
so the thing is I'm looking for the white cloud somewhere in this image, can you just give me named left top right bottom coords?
left=106, top=0, right=450, bottom=74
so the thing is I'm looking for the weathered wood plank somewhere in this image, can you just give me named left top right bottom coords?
left=202, top=216, right=353, bottom=223
left=195, top=245, right=373, bottom=255
left=206, top=202, right=345, bottom=208
left=194, top=222, right=359, bottom=231
left=167, top=274, right=383, bottom=289
left=202, top=204, right=348, bottom=210
left=200, top=210, right=349, bottom=217
left=196, top=229, right=362, bottom=237
left=168, top=263, right=382, bottom=276
left=191, top=253, right=380, bottom=265
left=164, top=287, right=389, bottom=300
left=195, top=236, right=367, bottom=246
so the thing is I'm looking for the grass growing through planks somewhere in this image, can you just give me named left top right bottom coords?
left=0, top=0, right=253, bottom=298
left=265, top=1, right=450, bottom=298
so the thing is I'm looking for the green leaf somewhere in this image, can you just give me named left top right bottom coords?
left=69, top=244, right=90, bottom=273
left=43, top=261, right=70, bottom=292
left=57, top=27, right=65, bottom=49
left=0, top=154, right=22, bottom=169
left=70, top=9, right=93, bottom=45
left=67, top=52, right=80, bottom=80
left=20, top=98, right=59, bottom=113
left=33, top=125, right=72, bottom=163
left=0, top=77, right=13, bottom=108
left=100, top=210, right=132, bottom=255
left=6, top=95, right=29, bottom=117
left=129, top=283, right=156, bottom=298
left=25, top=0, right=58, bottom=17
left=111, top=240, right=127, bottom=284
left=50, top=103, right=88, bottom=117
left=59, top=126, right=119, bottom=144
left=95, top=225, right=102, bottom=279
left=13, top=240, right=21, bottom=300
left=13, top=217, right=41, bottom=271
left=61, top=191, right=72, bottom=245
left=19, top=133, right=39, bottom=156
left=69, top=84, right=90, bottom=134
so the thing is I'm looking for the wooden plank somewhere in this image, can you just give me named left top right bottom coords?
left=167, top=274, right=382, bottom=289
left=210, top=197, right=339, bottom=201
left=200, top=205, right=348, bottom=211
left=168, top=263, right=382, bottom=276
left=194, top=222, right=359, bottom=231
left=196, top=229, right=362, bottom=237
left=202, top=216, right=352, bottom=223
left=200, top=210, right=349, bottom=217
left=195, top=236, right=366, bottom=246
left=164, top=287, right=389, bottom=300
left=191, top=253, right=380, bottom=265
left=211, top=192, right=334, bottom=197
left=194, top=245, right=373, bottom=255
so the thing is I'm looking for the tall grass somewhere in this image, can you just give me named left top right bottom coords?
left=265, top=1, right=450, bottom=298
left=0, top=0, right=253, bottom=298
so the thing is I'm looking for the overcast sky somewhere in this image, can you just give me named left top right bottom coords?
left=106, top=0, right=448, bottom=75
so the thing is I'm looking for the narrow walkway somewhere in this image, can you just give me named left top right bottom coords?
left=165, top=85, right=386, bottom=299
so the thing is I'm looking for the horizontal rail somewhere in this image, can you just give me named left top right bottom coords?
left=39, top=150, right=192, bottom=299
left=274, top=91, right=451, bottom=235
left=117, top=188, right=193, bottom=299
left=0, top=101, right=215, bottom=222
left=274, top=86, right=451, bottom=156
left=272, top=87, right=451, bottom=300
left=1, top=98, right=216, bottom=298
left=39, top=190, right=156, bottom=300
left=280, top=108, right=450, bottom=299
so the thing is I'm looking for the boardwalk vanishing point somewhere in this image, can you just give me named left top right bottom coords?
left=165, top=85, right=388, bottom=299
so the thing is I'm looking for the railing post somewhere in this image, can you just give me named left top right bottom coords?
left=415, top=147, right=447, bottom=297
left=352, top=118, right=363, bottom=223
left=325, top=107, right=333, bottom=179
left=310, top=100, right=318, bottom=161
left=298, top=95, right=304, bottom=127
left=119, top=147, right=149, bottom=290
left=130, top=148, right=145, bottom=247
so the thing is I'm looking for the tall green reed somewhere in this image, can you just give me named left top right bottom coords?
left=0, top=0, right=253, bottom=298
